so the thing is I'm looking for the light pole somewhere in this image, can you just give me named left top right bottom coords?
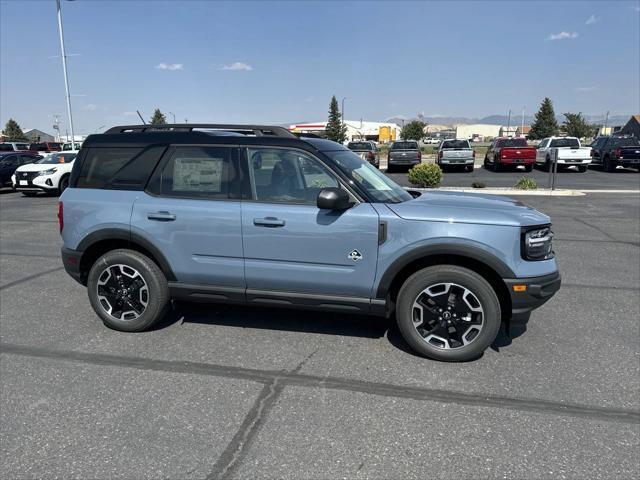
left=341, top=97, right=346, bottom=125
left=169, top=111, right=176, bottom=124
left=521, top=106, right=525, bottom=136
left=506, top=109, right=512, bottom=137
left=56, top=0, right=76, bottom=147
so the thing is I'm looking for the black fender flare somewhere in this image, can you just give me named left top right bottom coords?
left=375, top=243, right=515, bottom=299
left=77, top=228, right=177, bottom=281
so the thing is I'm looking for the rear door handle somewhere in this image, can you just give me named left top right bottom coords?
left=253, top=217, right=285, bottom=228
left=147, top=211, right=176, bottom=222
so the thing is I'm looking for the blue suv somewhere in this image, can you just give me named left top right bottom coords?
left=59, top=124, right=560, bottom=361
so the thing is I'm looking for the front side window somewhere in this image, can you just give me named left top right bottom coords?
left=151, top=146, right=235, bottom=199
left=0, top=155, right=18, bottom=166
left=247, top=148, right=339, bottom=204
left=325, top=150, right=412, bottom=204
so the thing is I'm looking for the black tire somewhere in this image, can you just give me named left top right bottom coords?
left=396, top=265, right=501, bottom=362
left=524, top=164, right=533, bottom=172
left=577, top=165, right=588, bottom=173
left=492, top=160, right=501, bottom=172
left=22, top=192, right=37, bottom=197
left=464, top=165, right=473, bottom=173
left=58, top=175, right=69, bottom=194
left=387, top=163, right=394, bottom=173
left=543, top=156, right=551, bottom=172
left=87, top=248, right=169, bottom=332
left=603, top=156, right=615, bottom=173
left=483, top=156, right=489, bottom=169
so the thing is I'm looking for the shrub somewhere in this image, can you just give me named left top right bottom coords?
left=407, top=163, right=443, bottom=188
left=513, top=176, right=537, bottom=190
left=471, top=181, right=486, bottom=188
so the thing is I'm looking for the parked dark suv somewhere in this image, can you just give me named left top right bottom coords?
left=59, top=124, right=560, bottom=362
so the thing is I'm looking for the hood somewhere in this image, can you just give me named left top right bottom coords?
left=15, top=161, right=74, bottom=173
left=388, top=190, right=550, bottom=227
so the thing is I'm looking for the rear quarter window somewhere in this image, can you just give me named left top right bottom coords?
left=74, top=146, right=166, bottom=189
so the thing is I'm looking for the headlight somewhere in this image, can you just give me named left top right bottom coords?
left=522, top=225, right=554, bottom=261
left=38, top=168, right=58, bottom=176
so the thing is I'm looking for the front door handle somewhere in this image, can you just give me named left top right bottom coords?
left=147, top=211, right=176, bottom=222
left=253, top=217, right=285, bottom=228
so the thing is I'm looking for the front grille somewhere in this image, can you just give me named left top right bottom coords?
left=19, top=171, right=40, bottom=181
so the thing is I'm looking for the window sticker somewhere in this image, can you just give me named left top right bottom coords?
left=172, top=157, right=223, bottom=192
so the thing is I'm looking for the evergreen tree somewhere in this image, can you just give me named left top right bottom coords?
left=149, top=108, right=167, bottom=125
left=2, top=118, right=28, bottom=141
left=561, top=112, right=597, bottom=139
left=325, top=96, right=347, bottom=143
left=401, top=120, right=427, bottom=141
left=528, top=97, right=559, bottom=139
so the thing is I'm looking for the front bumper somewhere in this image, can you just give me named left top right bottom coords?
left=12, top=174, right=58, bottom=192
left=504, top=271, right=561, bottom=316
left=618, top=158, right=640, bottom=167
left=61, top=246, right=84, bottom=285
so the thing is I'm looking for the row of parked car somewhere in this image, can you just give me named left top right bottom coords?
left=346, top=135, right=640, bottom=174
left=0, top=149, right=78, bottom=195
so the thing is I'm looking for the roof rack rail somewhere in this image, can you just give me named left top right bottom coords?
left=104, top=124, right=296, bottom=138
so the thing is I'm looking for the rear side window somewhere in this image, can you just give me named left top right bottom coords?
left=147, top=146, right=237, bottom=199
left=0, top=144, right=14, bottom=151
left=75, top=147, right=164, bottom=189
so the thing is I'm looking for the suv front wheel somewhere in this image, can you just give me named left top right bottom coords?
left=87, top=249, right=169, bottom=332
left=396, top=265, right=501, bottom=361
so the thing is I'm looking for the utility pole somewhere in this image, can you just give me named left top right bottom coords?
left=169, top=111, right=176, bottom=124
left=56, top=0, right=76, bottom=148
left=521, top=106, right=525, bottom=136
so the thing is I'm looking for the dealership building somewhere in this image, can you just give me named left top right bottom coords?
left=289, top=120, right=402, bottom=143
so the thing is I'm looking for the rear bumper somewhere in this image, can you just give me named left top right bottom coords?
left=440, top=158, right=474, bottom=164
left=504, top=271, right=561, bottom=316
left=61, top=246, right=84, bottom=285
left=389, top=158, right=421, bottom=165
left=500, top=158, right=535, bottom=165
left=556, top=158, right=591, bottom=165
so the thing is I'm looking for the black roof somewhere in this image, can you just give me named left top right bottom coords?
left=84, top=124, right=349, bottom=152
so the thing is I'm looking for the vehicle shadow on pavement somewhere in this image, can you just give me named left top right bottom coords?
left=167, top=301, right=391, bottom=339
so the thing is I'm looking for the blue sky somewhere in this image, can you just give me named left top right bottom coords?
left=1, top=0, right=638, bottom=135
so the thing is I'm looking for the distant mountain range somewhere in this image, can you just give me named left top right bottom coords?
left=385, top=114, right=633, bottom=127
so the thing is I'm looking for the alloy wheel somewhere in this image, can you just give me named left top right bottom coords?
left=411, top=282, right=484, bottom=350
left=96, top=264, right=149, bottom=321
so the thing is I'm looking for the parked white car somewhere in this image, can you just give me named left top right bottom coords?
left=535, top=137, right=591, bottom=172
left=12, top=151, right=78, bottom=196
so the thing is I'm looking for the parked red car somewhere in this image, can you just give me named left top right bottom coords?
left=29, top=142, right=62, bottom=155
left=484, top=137, right=536, bottom=172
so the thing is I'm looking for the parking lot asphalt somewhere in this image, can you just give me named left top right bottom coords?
left=384, top=157, right=640, bottom=190
left=1, top=187, right=639, bottom=479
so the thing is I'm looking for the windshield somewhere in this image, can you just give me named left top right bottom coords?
left=324, top=150, right=412, bottom=204
left=498, top=138, right=528, bottom=147
left=36, top=152, right=76, bottom=164
left=442, top=140, right=469, bottom=149
left=391, top=141, right=419, bottom=150
left=614, top=137, right=640, bottom=147
left=347, top=142, right=372, bottom=151
left=550, top=138, right=580, bottom=148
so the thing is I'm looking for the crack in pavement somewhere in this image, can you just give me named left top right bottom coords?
left=206, top=350, right=317, bottom=479
left=0, top=267, right=64, bottom=291
left=1, top=343, right=637, bottom=426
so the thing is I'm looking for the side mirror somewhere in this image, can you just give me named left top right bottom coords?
left=317, top=187, right=351, bottom=210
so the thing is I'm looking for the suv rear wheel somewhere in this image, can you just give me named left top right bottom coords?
left=87, top=249, right=169, bottom=332
left=396, top=265, right=501, bottom=361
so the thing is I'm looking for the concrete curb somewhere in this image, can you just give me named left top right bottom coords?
left=406, top=187, right=640, bottom=197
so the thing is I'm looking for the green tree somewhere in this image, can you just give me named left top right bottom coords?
left=149, top=108, right=167, bottom=125
left=401, top=120, right=427, bottom=141
left=325, top=95, right=347, bottom=143
left=561, top=112, right=597, bottom=139
left=2, top=118, right=28, bottom=141
left=528, top=97, right=559, bottom=139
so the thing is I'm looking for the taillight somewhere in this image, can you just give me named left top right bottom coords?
left=367, top=151, right=374, bottom=160
left=472, top=150, right=476, bottom=158
left=614, top=148, right=621, bottom=158
left=58, top=201, right=64, bottom=233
